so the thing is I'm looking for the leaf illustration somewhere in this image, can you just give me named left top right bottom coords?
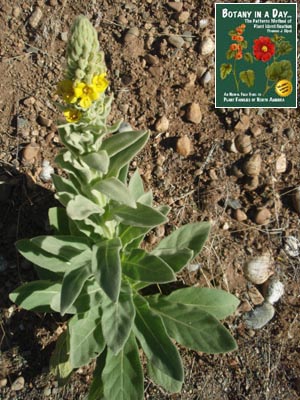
left=220, top=64, right=232, bottom=79
left=265, top=60, right=292, bottom=81
left=226, top=49, right=235, bottom=60
left=244, top=52, right=253, bottom=63
left=276, top=40, right=292, bottom=57
left=239, top=70, right=255, bottom=87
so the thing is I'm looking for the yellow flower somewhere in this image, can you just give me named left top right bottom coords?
left=74, top=82, right=99, bottom=108
left=92, top=73, right=109, bottom=93
left=63, top=108, right=82, bottom=123
left=57, top=80, right=77, bottom=104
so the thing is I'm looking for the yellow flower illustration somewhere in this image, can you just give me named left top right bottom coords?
left=74, top=82, right=99, bottom=108
left=92, top=73, right=109, bottom=93
left=57, top=80, right=77, bottom=104
left=63, top=108, right=82, bottom=123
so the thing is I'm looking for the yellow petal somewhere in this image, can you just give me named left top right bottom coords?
left=79, top=96, right=92, bottom=109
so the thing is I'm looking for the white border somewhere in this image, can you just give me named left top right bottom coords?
left=214, top=2, right=298, bottom=109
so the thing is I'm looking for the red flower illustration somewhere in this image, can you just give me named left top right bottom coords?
left=253, top=36, right=275, bottom=62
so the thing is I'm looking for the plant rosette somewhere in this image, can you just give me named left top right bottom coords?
left=10, top=16, right=239, bottom=400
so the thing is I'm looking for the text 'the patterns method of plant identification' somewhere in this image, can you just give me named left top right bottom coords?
left=10, top=16, right=239, bottom=399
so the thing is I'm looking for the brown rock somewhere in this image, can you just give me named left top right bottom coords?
left=255, top=208, right=271, bottom=225
left=155, top=116, right=169, bottom=133
left=167, top=2, right=183, bottom=12
left=243, top=153, right=262, bottom=176
left=244, top=176, right=259, bottom=191
left=248, top=286, right=264, bottom=305
left=233, top=209, right=247, bottom=222
left=22, top=143, right=39, bottom=164
left=292, top=187, right=300, bottom=214
left=234, top=114, right=250, bottom=132
left=37, top=114, right=52, bottom=128
left=186, top=103, right=202, bottom=124
left=250, top=126, right=262, bottom=137
left=176, top=136, right=192, bottom=157
left=29, top=7, right=43, bottom=28
left=275, top=153, right=287, bottom=173
left=144, top=54, right=159, bottom=66
left=177, top=11, right=190, bottom=23
left=235, top=134, right=252, bottom=154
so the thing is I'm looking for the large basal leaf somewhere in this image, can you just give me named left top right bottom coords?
left=30, top=235, right=91, bottom=261
left=9, top=281, right=61, bottom=312
left=101, top=280, right=135, bottom=355
left=147, top=362, right=182, bottom=394
left=67, top=195, right=104, bottom=220
left=100, top=333, right=144, bottom=400
left=93, top=177, right=136, bottom=208
left=265, top=60, right=292, bottom=81
left=92, top=238, right=122, bottom=302
left=51, top=278, right=103, bottom=314
left=149, top=298, right=237, bottom=354
left=16, top=239, right=70, bottom=273
left=155, top=222, right=210, bottom=259
left=102, top=130, right=148, bottom=157
left=50, top=331, right=73, bottom=385
left=113, top=202, right=168, bottom=227
left=107, top=132, right=149, bottom=177
left=122, top=249, right=176, bottom=283
left=133, top=294, right=183, bottom=382
left=128, top=169, right=145, bottom=200
left=69, top=306, right=105, bottom=368
left=165, top=287, right=240, bottom=320
left=51, top=174, right=78, bottom=206
left=151, top=248, right=193, bottom=273
left=81, top=150, right=109, bottom=174
left=60, top=264, right=92, bottom=315
left=48, top=207, right=71, bottom=235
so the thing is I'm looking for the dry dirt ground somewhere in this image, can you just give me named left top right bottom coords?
left=0, top=0, right=300, bottom=399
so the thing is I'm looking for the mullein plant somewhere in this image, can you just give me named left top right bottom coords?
left=10, top=16, right=239, bottom=399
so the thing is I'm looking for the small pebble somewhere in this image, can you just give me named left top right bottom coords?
left=244, top=301, right=275, bottom=329
left=60, top=32, right=68, bottom=42
left=234, top=114, right=250, bottom=132
left=250, top=126, right=262, bottom=137
left=284, top=127, right=294, bottom=139
left=176, top=136, right=192, bottom=157
left=29, top=7, right=43, bottom=28
left=167, top=2, right=183, bottom=12
left=200, top=37, right=215, bottom=55
left=233, top=209, right=247, bottom=222
left=43, top=387, right=52, bottom=396
left=182, top=31, right=193, bottom=43
left=199, top=18, right=208, bottom=29
left=187, top=263, right=201, bottom=272
left=284, top=236, right=300, bottom=258
left=38, top=114, right=52, bottom=128
left=292, top=187, right=300, bottom=214
left=275, top=153, right=287, bottom=173
left=168, top=35, right=185, bottom=49
left=186, top=102, right=202, bottom=124
left=255, top=208, right=271, bottom=225
left=119, top=122, right=133, bottom=133
left=155, top=115, right=169, bottom=133
left=11, top=376, right=25, bottom=391
left=248, top=286, right=264, bottom=305
left=235, top=134, right=252, bottom=154
left=244, top=176, right=259, bottom=191
left=243, top=153, right=262, bottom=176
left=201, top=70, right=212, bottom=85
left=12, top=6, right=21, bottom=18
left=40, top=160, right=54, bottom=182
left=265, top=278, right=284, bottom=304
left=22, top=143, right=39, bottom=164
left=177, top=11, right=190, bottom=23
left=0, top=378, right=7, bottom=388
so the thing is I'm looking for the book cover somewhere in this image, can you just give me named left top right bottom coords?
left=215, top=3, right=297, bottom=108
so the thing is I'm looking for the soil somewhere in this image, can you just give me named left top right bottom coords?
left=0, top=1, right=300, bottom=399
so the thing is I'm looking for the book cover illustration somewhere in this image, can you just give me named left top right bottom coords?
left=215, top=3, right=297, bottom=108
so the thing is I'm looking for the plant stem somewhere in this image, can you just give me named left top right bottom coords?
left=233, top=59, right=239, bottom=91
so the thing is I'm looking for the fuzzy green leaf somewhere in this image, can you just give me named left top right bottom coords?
left=165, top=287, right=240, bottom=320
left=156, top=221, right=210, bottom=259
left=67, top=195, right=104, bottom=220
left=113, top=202, right=168, bottom=227
left=94, top=177, right=136, bottom=208
left=69, top=306, right=105, bottom=368
left=60, top=265, right=92, bottom=315
left=91, top=238, right=122, bottom=302
left=50, top=331, right=73, bottom=385
left=51, top=278, right=103, bottom=314
left=148, top=362, right=182, bottom=393
left=128, top=170, right=145, bottom=200
left=101, top=281, right=135, bottom=355
left=220, top=63, right=232, bottom=79
left=81, top=150, right=109, bottom=173
left=102, top=130, right=148, bottom=157
left=122, top=249, right=176, bottom=283
left=244, top=52, right=254, bottom=63
left=48, top=207, right=70, bottom=235
left=133, top=294, right=183, bottom=382
left=276, top=40, right=292, bottom=57
left=239, top=70, right=255, bottom=87
left=16, top=239, right=70, bottom=273
left=9, top=281, right=61, bottom=312
left=149, top=298, right=237, bottom=353
left=151, top=248, right=193, bottom=273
